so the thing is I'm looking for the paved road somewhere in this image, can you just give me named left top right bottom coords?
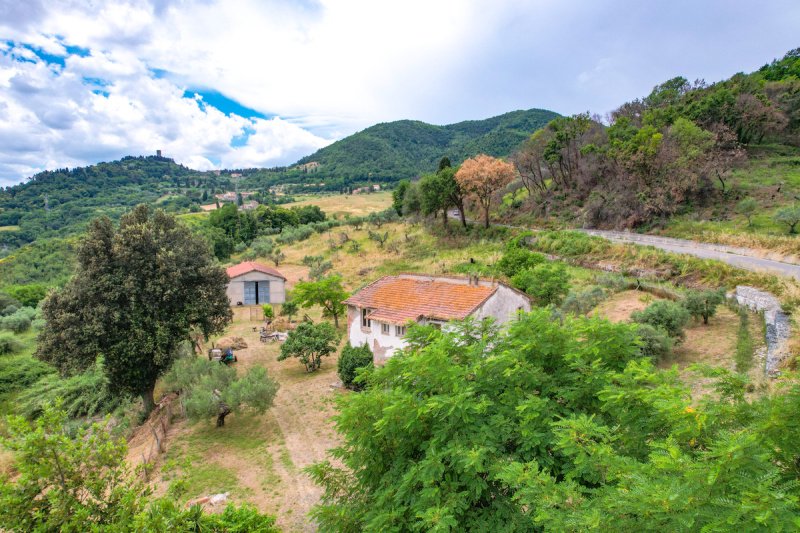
left=446, top=209, right=800, bottom=281
left=580, top=229, right=800, bottom=281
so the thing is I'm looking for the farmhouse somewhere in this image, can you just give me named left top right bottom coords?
left=226, top=261, right=286, bottom=306
left=344, top=274, right=531, bottom=363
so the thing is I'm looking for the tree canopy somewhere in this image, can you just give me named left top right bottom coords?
left=35, top=205, right=231, bottom=413
left=309, top=310, right=800, bottom=531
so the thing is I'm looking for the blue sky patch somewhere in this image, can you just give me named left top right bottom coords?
left=231, top=126, right=255, bottom=147
left=185, top=88, right=271, bottom=120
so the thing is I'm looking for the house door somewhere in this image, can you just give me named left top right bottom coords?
left=257, top=282, right=270, bottom=304
left=244, top=281, right=270, bottom=305
left=244, top=282, right=257, bottom=305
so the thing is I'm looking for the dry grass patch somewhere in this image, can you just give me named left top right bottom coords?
left=592, top=290, right=660, bottom=322
left=286, top=192, right=392, bottom=218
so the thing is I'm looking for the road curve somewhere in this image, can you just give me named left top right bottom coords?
left=445, top=209, right=800, bottom=281
left=580, top=229, right=800, bottom=281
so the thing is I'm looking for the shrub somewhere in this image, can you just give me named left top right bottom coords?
left=561, top=286, right=607, bottom=316
left=683, top=289, right=725, bottom=325
left=0, top=356, right=55, bottom=395
left=511, top=262, right=570, bottom=306
left=262, top=304, right=274, bottom=321
left=1, top=305, right=19, bottom=317
left=634, top=324, right=673, bottom=363
left=0, top=293, right=20, bottom=312
left=0, top=332, right=23, bottom=355
left=280, top=300, right=299, bottom=321
left=497, top=247, right=546, bottom=277
left=0, top=307, right=37, bottom=333
left=631, top=300, right=690, bottom=339
left=17, top=357, right=128, bottom=420
left=337, top=343, right=373, bottom=390
left=530, top=230, right=610, bottom=257
left=3, top=284, right=49, bottom=307
left=774, top=205, right=800, bottom=234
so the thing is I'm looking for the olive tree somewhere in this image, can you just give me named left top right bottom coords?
left=164, top=357, right=278, bottom=427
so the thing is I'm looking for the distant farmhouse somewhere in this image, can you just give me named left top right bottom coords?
left=295, top=161, right=320, bottom=172
left=344, top=274, right=531, bottom=363
left=214, top=191, right=255, bottom=203
left=226, top=261, right=286, bottom=306
left=352, top=184, right=381, bottom=194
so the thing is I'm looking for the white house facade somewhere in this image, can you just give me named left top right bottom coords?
left=344, top=274, right=531, bottom=364
left=226, top=261, right=286, bottom=306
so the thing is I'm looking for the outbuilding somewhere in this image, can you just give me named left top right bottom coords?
left=226, top=261, right=286, bottom=306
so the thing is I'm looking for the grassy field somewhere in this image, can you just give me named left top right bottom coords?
left=285, top=191, right=392, bottom=218
left=0, top=226, right=19, bottom=232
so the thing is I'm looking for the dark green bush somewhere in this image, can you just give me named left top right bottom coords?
left=0, top=356, right=55, bottom=395
left=17, top=358, right=128, bottom=420
left=337, top=342, right=374, bottom=390
left=0, top=332, right=23, bottom=355
left=497, top=248, right=546, bottom=277
left=0, top=307, right=36, bottom=333
left=631, top=300, right=690, bottom=339
left=634, top=323, right=674, bottom=363
left=511, top=262, right=571, bottom=306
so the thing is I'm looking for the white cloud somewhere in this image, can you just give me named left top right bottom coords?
left=0, top=0, right=799, bottom=185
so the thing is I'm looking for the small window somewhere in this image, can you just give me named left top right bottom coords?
left=361, top=308, right=371, bottom=328
left=395, top=325, right=406, bottom=336
left=381, top=323, right=390, bottom=335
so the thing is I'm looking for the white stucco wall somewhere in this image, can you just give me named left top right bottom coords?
left=473, top=285, right=531, bottom=324
left=227, top=271, right=286, bottom=306
left=347, top=305, right=407, bottom=364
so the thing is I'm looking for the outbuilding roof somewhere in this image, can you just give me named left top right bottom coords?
left=343, top=275, right=501, bottom=324
left=226, top=261, right=286, bottom=280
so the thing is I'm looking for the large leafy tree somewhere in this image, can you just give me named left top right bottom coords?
left=36, top=205, right=231, bottom=413
left=455, top=154, right=516, bottom=228
left=292, top=275, right=349, bottom=328
left=308, top=310, right=800, bottom=531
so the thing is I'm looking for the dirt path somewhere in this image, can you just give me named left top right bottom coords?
left=134, top=306, right=343, bottom=533
left=581, top=229, right=800, bottom=281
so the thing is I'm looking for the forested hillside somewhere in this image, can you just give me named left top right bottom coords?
left=0, top=156, right=224, bottom=246
left=504, top=49, right=800, bottom=229
left=292, top=108, right=559, bottom=183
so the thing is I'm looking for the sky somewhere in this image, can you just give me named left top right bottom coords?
left=0, top=0, right=798, bottom=186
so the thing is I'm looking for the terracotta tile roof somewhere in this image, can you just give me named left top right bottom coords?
left=226, top=261, right=286, bottom=280
left=344, top=276, right=497, bottom=324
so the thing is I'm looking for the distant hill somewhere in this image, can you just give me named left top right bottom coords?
left=293, top=109, right=560, bottom=182
left=0, top=109, right=559, bottom=247
left=0, top=156, right=224, bottom=246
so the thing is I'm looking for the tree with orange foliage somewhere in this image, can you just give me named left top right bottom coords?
left=455, top=154, right=516, bottom=228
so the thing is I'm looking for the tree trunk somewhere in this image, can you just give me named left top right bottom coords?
left=459, top=205, right=467, bottom=228
left=216, top=397, right=231, bottom=427
left=333, top=313, right=340, bottom=328
left=484, top=207, right=490, bottom=229
left=141, top=385, right=156, bottom=415
left=442, top=207, right=448, bottom=229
